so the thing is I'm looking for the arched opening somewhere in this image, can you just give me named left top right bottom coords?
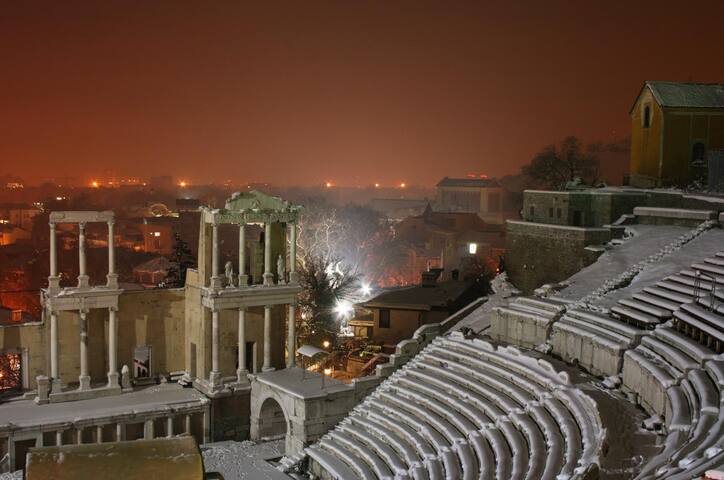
left=257, top=397, right=287, bottom=440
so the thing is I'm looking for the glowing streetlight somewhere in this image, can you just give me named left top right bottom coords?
left=400, top=182, right=406, bottom=188
left=374, top=183, right=380, bottom=188
left=323, top=368, right=332, bottom=376
left=179, top=181, right=187, bottom=187
left=333, top=300, right=354, bottom=318
left=91, top=181, right=99, bottom=188
left=361, top=283, right=372, bottom=296
left=322, top=340, right=330, bottom=348
left=325, top=182, right=332, bottom=188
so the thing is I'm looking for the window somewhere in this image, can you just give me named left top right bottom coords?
left=468, top=243, right=477, bottom=255
left=643, top=105, right=651, bottom=128
left=556, top=208, right=562, bottom=219
left=378, top=309, right=390, bottom=329
left=529, top=206, right=535, bottom=217
left=0, top=352, right=22, bottom=391
left=548, top=208, right=554, bottom=218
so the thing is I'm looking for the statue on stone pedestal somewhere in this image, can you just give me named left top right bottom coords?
left=225, top=261, right=235, bottom=287
left=277, top=254, right=285, bottom=284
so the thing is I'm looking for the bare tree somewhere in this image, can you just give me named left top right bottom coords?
left=522, top=136, right=600, bottom=190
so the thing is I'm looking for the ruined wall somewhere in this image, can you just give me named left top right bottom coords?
left=506, top=220, right=610, bottom=294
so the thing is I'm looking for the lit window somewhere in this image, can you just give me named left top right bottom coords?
left=153, top=232, right=161, bottom=237
left=468, top=243, right=477, bottom=254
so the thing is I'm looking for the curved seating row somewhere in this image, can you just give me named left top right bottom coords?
left=551, top=308, right=643, bottom=377
left=611, top=250, right=724, bottom=331
left=619, top=326, right=724, bottom=479
left=306, top=332, right=605, bottom=480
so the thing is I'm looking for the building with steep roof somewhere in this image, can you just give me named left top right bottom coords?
left=629, top=81, right=724, bottom=188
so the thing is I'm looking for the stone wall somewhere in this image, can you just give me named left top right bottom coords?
left=505, top=220, right=610, bottom=294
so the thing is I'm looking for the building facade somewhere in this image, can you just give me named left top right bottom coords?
left=629, top=81, right=724, bottom=187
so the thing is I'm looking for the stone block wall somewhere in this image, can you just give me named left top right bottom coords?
left=505, top=221, right=611, bottom=293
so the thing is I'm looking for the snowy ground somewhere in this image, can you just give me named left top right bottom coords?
left=553, top=224, right=724, bottom=309
left=453, top=273, right=519, bottom=332
left=0, top=471, right=20, bottom=480
left=202, top=439, right=290, bottom=479
left=0, top=383, right=206, bottom=427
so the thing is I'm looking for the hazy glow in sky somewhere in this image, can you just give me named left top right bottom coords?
left=2, top=1, right=723, bottom=185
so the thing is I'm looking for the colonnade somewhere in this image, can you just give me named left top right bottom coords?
left=207, top=220, right=299, bottom=389
left=47, top=216, right=120, bottom=392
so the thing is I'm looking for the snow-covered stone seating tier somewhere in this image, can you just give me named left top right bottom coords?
left=306, top=332, right=606, bottom=480
left=490, top=297, right=568, bottom=349
left=621, top=325, right=724, bottom=480
left=610, top=250, right=724, bottom=332
left=551, top=309, right=644, bottom=377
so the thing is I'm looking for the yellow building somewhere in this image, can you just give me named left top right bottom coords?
left=629, top=81, right=724, bottom=187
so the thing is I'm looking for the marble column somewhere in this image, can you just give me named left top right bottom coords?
left=288, top=222, right=298, bottom=284
left=144, top=419, right=154, bottom=440
left=96, top=425, right=103, bottom=444
left=238, top=224, right=248, bottom=286
left=50, top=310, right=61, bottom=391
left=77, top=222, right=89, bottom=289
left=107, top=220, right=118, bottom=288
left=262, top=305, right=274, bottom=372
left=237, top=307, right=247, bottom=382
left=55, top=430, right=63, bottom=446
left=166, top=417, right=174, bottom=438
left=185, top=414, right=192, bottom=435
left=209, top=308, right=221, bottom=388
left=107, top=306, right=119, bottom=388
left=48, top=222, right=60, bottom=291
left=263, top=222, right=273, bottom=286
left=116, top=423, right=125, bottom=441
left=287, top=303, right=297, bottom=368
left=210, top=223, right=222, bottom=290
left=78, top=310, right=90, bottom=390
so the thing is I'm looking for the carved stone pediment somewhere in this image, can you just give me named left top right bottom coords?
left=225, top=190, right=301, bottom=214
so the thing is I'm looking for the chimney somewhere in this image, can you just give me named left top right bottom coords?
left=421, top=268, right=443, bottom=287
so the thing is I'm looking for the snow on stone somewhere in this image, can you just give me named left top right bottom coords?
left=202, top=440, right=288, bottom=480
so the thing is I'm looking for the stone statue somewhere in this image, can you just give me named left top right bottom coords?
left=277, top=254, right=285, bottom=284
left=225, top=261, right=234, bottom=287
left=121, top=365, right=131, bottom=390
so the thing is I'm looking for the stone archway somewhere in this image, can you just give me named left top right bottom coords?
left=256, top=396, right=288, bottom=440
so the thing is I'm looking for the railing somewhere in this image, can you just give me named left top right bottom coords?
left=693, top=270, right=718, bottom=312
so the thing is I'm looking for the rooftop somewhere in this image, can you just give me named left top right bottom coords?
left=639, top=81, right=724, bottom=110
left=361, top=279, right=474, bottom=310
left=436, top=177, right=500, bottom=188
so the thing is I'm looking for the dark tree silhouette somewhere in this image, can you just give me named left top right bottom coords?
left=522, top=136, right=600, bottom=190
left=166, top=233, right=196, bottom=287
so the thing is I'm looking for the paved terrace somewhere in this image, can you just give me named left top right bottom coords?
left=0, top=383, right=207, bottom=428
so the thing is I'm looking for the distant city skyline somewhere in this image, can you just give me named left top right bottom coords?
left=2, top=1, right=723, bottom=185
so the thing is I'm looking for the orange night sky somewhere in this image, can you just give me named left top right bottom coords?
left=1, top=0, right=723, bottom=186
